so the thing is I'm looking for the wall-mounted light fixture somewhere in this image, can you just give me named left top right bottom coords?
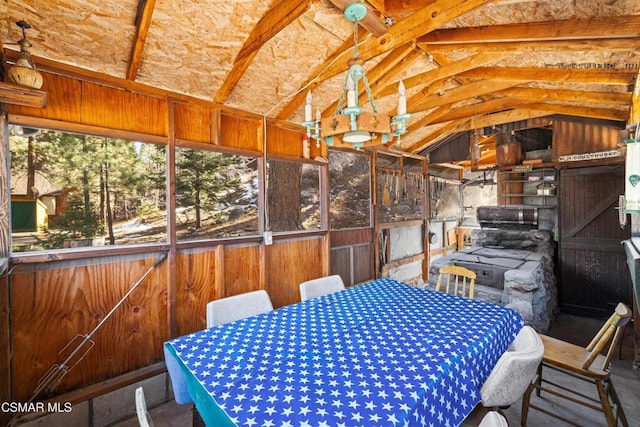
left=625, top=124, right=640, bottom=214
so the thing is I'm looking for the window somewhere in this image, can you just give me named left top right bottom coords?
left=377, top=154, right=425, bottom=223
left=267, top=160, right=321, bottom=232
left=10, top=127, right=166, bottom=252
left=175, top=147, right=259, bottom=240
left=329, top=150, right=371, bottom=229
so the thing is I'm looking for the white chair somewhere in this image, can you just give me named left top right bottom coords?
left=479, top=410, right=509, bottom=427
left=135, top=387, right=154, bottom=427
left=299, top=274, right=345, bottom=301
left=206, top=290, right=274, bottom=328
left=480, top=325, right=544, bottom=408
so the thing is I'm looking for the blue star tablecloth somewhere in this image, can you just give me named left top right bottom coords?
left=165, top=278, right=523, bottom=427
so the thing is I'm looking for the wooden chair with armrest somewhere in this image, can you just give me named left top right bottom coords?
left=521, top=302, right=632, bottom=427
left=435, top=265, right=476, bottom=299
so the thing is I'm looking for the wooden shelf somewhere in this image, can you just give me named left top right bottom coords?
left=0, top=81, right=47, bottom=108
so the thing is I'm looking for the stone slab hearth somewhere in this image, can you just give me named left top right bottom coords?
left=425, top=229, right=557, bottom=333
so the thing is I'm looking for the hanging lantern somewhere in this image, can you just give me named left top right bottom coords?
left=7, top=20, right=43, bottom=89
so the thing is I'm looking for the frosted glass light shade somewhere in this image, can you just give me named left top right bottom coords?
left=343, top=130, right=371, bottom=143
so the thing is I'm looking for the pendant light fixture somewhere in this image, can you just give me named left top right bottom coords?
left=8, top=20, right=43, bottom=89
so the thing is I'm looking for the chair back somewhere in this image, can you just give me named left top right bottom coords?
left=582, top=302, right=632, bottom=371
left=435, top=265, right=476, bottom=299
left=480, top=325, right=544, bottom=408
left=479, top=411, right=509, bottom=427
left=299, top=275, right=345, bottom=301
left=135, top=387, right=154, bottom=427
left=206, top=290, right=274, bottom=328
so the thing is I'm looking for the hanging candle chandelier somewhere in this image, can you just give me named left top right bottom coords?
left=301, top=2, right=411, bottom=150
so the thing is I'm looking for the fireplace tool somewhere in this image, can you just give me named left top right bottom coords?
left=28, top=252, right=167, bottom=403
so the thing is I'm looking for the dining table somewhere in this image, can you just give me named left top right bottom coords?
left=164, top=278, right=523, bottom=427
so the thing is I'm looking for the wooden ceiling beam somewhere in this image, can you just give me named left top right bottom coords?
left=320, top=0, right=493, bottom=82
left=326, top=0, right=388, bottom=37
left=376, top=51, right=513, bottom=99
left=214, top=51, right=259, bottom=104
left=369, top=49, right=423, bottom=98
left=126, top=0, right=157, bottom=81
left=421, top=38, right=640, bottom=54
left=524, top=103, right=629, bottom=122
left=216, top=0, right=311, bottom=104
left=382, top=0, right=434, bottom=15
left=234, top=0, right=311, bottom=64
left=458, top=67, right=637, bottom=85
left=422, top=96, right=540, bottom=127
left=417, top=15, right=640, bottom=44
left=498, top=87, right=632, bottom=106
left=276, top=0, right=489, bottom=120
left=409, top=79, right=530, bottom=112
left=0, top=81, right=47, bottom=108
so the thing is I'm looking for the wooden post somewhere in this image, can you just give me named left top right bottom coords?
left=0, top=111, right=11, bottom=427
left=0, top=112, right=9, bottom=261
left=628, top=68, right=640, bottom=369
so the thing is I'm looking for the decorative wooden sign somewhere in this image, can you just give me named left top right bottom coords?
left=558, top=149, right=623, bottom=162
left=512, top=164, right=533, bottom=172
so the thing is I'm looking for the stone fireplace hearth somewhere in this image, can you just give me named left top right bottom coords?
left=425, top=229, right=557, bottom=332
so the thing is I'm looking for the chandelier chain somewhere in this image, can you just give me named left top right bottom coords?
left=362, top=74, right=377, bottom=113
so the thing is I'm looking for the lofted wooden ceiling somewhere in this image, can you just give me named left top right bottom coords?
left=2, top=0, right=640, bottom=160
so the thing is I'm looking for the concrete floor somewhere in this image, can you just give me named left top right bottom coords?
left=112, top=312, right=640, bottom=427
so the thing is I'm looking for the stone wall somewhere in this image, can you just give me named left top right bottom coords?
left=426, top=229, right=557, bottom=332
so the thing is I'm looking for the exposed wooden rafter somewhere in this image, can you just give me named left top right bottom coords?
left=216, top=0, right=312, bottom=104
left=320, top=0, right=494, bottom=80
left=417, top=15, right=640, bottom=44
left=126, top=0, right=157, bottom=81
left=277, top=0, right=492, bottom=121
left=326, top=0, right=388, bottom=37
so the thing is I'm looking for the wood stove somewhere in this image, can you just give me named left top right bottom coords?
left=427, top=229, right=557, bottom=332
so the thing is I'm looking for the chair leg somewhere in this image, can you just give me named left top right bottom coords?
left=606, top=380, right=629, bottom=427
left=520, top=381, right=535, bottom=426
left=534, top=363, right=542, bottom=397
left=596, top=379, right=617, bottom=427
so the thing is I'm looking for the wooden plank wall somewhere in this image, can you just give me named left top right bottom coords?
left=10, top=253, right=168, bottom=401
left=4, top=70, right=332, bottom=404
left=266, top=236, right=327, bottom=307
left=330, top=228, right=374, bottom=286
left=552, top=116, right=623, bottom=159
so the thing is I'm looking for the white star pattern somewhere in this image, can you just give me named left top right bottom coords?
left=166, top=279, right=523, bottom=426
